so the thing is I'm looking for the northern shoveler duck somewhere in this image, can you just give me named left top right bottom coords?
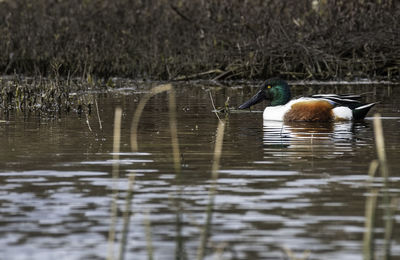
left=238, top=78, right=376, bottom=122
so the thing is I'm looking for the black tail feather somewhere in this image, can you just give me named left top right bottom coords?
left=352, top=103, right=376, bottom=120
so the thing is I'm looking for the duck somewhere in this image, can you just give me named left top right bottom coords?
left=238, top=78, right=376, bottom=122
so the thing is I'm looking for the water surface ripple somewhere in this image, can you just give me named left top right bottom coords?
left=0, top=82, right=399, bottom=260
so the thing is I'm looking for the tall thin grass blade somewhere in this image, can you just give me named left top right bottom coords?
left=107, top=107, right=122, bottom=260
left=129, top=84, right=182, bottom=260
left=373, top=113, right=392, bottom=259
left=363, top=159, right=379, bottom=260
left=130, top=84, right=172, bottom=152
left=363, top=188, right=378, bottom=260
left=197, top=120, right=225, bottom=260
left=373, top=114, right=389, bottom=181
left=118, top=174, right=136, bottom=260
left=166, top=87, right=186, bottom=259
left=168, top=87, right=182, bottom=175
left=367, top=160, right=379, bottom=181
left=383, top=197, right=399, bottom=260
left=174, top=206, right=187, bottom=260
left=144, top=211, right=154, bottom=260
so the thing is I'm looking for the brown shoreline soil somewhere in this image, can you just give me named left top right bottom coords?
left=0, top=0, right=399, bottom=80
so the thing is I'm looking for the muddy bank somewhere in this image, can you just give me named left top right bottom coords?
left=0, top=0, right=399, bottom=80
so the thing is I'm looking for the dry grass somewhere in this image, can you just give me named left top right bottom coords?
left=107, top=107, right=122, bottom=260
left=363, top=114, right=397, bottom=260
left=0, top=0, right=398, bottom=80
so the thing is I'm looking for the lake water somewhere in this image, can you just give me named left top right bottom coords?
left=0, top=81, right=399, bottom=260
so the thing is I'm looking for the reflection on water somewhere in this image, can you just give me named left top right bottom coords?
left=263, top=120, right=356, bottom=158
left=0, top=82, right=400, bottom=260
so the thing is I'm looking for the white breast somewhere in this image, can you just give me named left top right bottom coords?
left=263, top=105, right=289, bottom=121
left=262, top=98, right=317, bottom=121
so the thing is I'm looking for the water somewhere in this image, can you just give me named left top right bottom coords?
left=0, top=81, right=399, bottom=260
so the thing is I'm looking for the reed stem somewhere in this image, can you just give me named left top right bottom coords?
left=373, top=114, right=389, bottom=182
left=168, top=88, right=181, bottom=175
left=144, top=211, right=154, bottom=260
left=130, top=84, right=172, bottom=152
left=129, top=84, right=182, bottom=260
left=373, top=114, right=392, bottom=259
left=363, top=188, right=378, bottom=260
left=118, top=174, right=136, bottom=260
left=107, top=107, right=122, bottom=260
left=197, top=120, right=225, bottom=260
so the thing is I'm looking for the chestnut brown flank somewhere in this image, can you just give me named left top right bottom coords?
left=284, top=100, right=334, bottom=122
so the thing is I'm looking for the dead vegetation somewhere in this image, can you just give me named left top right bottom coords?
left=0, top=0, right=399, bottom=80
left=0, top=76, right=98, bottom=115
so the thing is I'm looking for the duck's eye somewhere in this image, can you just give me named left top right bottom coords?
left=267, top=85, right=271, bottom=89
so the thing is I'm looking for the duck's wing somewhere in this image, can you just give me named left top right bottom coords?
left=311, top=94, right=376, bottom=120
left=314, top=95, right=362, bottom=109
left=312, top=93, right=362, bottom=100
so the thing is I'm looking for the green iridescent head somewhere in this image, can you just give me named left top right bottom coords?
left=238, top=78, right=291, bottom=109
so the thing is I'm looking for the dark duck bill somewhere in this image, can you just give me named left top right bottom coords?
left=238, top=89, right=268, bottom=109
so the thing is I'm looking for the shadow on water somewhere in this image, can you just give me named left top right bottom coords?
left=0, top=82, right=399, bottom=260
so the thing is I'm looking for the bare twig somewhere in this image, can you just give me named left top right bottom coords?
left=208, top=90, right=221, bottom=121
left=95, top=98, right=103, bottom=130
left=174, top=69, right=223, bottom=81
left=85, top=110, right=93, bottom=132
left=169, top=4, right=202, bottom=31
